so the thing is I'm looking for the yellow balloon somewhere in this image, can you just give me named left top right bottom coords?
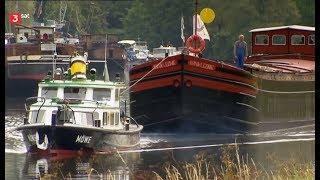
left=200, top=8, right=215, bottom=24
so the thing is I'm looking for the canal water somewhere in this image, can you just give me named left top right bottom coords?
left=5, top=97, right=315, bottom=179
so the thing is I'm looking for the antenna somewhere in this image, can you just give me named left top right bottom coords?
left=103, top=33, right=110, bottom=81
left=52, top=51, right=57, bottom=79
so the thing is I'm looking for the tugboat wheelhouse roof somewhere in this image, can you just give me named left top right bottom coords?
left=39, top=80, right=125, bottom=88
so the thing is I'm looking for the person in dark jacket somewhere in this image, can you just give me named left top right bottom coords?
left=233, top=34, right=248, bottom=69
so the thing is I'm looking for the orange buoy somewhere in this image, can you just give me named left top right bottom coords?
left=186, top=35, right=205, bottom=54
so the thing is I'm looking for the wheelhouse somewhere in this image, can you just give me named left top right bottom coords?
left=249, top=25, right=315, bottom=60
left=26, top=80, right=126, bottom=130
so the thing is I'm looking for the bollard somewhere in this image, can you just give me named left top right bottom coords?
left=24, top=117, right=29, bottom=124
left=125, top=118, right=130, bottom=131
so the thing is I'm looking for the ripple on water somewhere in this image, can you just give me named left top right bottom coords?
left=4, top=110, right=315, bottom=154
left=5, top=112, right=27, bottom=154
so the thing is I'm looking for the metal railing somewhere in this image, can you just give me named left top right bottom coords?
left=25, top=97, right=46, bottom=123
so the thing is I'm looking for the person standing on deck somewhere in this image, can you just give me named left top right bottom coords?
left=234, top=34, right=248, bottom=69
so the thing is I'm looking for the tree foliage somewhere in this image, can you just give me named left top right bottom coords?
left=5, top=1, right=35, bottom=32
left=5, top=0, right=314, bottom=60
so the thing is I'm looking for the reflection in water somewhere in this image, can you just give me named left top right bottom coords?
left=20, top=152, right=140, bottom=179
left=4, top=139, right=314, bottom=179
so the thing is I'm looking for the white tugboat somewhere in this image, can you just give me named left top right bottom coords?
left=15, top=53, right=143, bottom=154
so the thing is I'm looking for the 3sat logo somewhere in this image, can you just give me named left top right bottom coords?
left=9, top=13, right=30, bottom=25
left=9, top=13, right=22, bottom=24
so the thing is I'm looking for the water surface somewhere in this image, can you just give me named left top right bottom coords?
left=5, top=97, right=315, bottom=179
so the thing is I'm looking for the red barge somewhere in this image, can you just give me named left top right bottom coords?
left=129, top=54, right=259, bottom=133
left=129, top=24, right=315, bottom=134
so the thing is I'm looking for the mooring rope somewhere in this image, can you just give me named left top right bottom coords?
left=117, top=137, right=315, bottom=154
left=120, top=56, right=170, bottom=96
left=116, top=149, right=134, bottom=175
left=256, top=89, right=314, bottom=94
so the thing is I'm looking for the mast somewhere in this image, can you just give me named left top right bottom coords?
left=194, top=0, right=198, bottom=36
left=104, top=33, right=110, bottom=81
left=194, top=0, right=199, bottom=56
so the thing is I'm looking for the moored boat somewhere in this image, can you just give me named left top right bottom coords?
left=244, top=25, right=315, bottom=130
left=127, top=0, right=262, bottom=134
left=15, top=53, right=143, bottom=154
left=5, top=23, right=125, bottom=97
left=129, top=53, right=259, bottom=133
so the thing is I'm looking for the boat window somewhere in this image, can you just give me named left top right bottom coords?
left=291, top=35, right=305, bottom=45
left=57, top=109, right=74, bottom=123
left=272, top=35, right=286, bottom=45
left=30, top=110, right=46, bottom=123
left=75, top=112, right=98, bottom=126
left=115, top=112, right=119, bottom=125
left=64, top=87, right=86, bottom=99
left=109, top=112, right=115, bottom=125
left=115, top=89, right=120, bottom=101
left=103, top=112, right=108, bottom=126
left=308, top=34, right=315, bottom=45
left=41, top=87, right=58, bottom=98
left=93, top=88, right=111, bottom=101
left=255, top=35, right=269, bottom=45
left=93, top=112, right=99, bottom=120
left=154, top=49, right=165, bottom=54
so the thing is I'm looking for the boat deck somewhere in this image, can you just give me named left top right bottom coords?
left=245, top=59, right=314, bottom=73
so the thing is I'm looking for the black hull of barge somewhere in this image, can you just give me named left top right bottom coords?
left=131, top=86, right=259, bottom=134
left=129, top=54, right=260, bottom=134
left=129, top=54, right=314, bottom=134
left=131, top=85, right=314, bottom=134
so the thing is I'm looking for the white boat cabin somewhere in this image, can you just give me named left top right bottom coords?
left=151, top=46, right=181, bottom=59
left=27, top=80, right=126, bottom=130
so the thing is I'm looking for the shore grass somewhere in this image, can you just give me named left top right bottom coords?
left=36, top=143, right=314, bottom=180
left=152, top=144, right=314, bottom=180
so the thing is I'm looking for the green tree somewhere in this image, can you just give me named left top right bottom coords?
left=293, top=0, right=315, bottom=26
left=44, top=1, right=108, bottom=35
left=123, top=0, right=194, bottom=48
left=200, top=0, right=301, bottom=60
left=123, top=0, right=302, bottom=61
left=6, top=0, right=314, bottom=62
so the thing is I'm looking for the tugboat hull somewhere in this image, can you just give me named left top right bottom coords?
left=17, top=125, right=142, bottom=154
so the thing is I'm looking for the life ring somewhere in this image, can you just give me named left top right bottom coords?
left=186, top=35, right=205, bottom=53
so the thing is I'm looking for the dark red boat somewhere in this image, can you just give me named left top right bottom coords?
left=129, top=23, right=315, bottom=134
left=129, top=53, right=259, bottom=133
left=128, top=1, right=261, bottom=134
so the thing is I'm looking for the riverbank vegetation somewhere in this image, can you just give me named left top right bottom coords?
left=152, top=144, right=314, bottom=180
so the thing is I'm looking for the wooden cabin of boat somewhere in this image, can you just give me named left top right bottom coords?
left=247, top=25, right=315, bottom=62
